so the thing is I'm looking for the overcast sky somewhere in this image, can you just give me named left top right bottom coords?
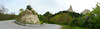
left=0, top=0, right=100, bottom=15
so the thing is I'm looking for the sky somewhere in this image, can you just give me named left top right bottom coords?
left=0, top=0, right=100, bottom=15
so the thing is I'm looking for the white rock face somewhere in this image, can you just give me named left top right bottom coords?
left=20, top=14, right=40, bottom=24
left=67, top=5, right=75, bottom=12
left=18, top=9, right=40, bottom=24
left=82, top=9, right=90, bottom=14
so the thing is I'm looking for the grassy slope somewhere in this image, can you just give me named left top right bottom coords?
left=61, top=25, right=92, bottom=29
left=0, top=19, right=16, bottom=21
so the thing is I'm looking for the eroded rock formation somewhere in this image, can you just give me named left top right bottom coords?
left=16, top=5, right=40, bottom=24
left=82, top=9, right=90, bottom=14
left=67, top=5, right=75, bottom=12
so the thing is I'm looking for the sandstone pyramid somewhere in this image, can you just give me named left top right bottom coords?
left=16, top=5, right=40, bottom=24
left=82, top=9, right=90, bottom=14
left=67, top=5, right=75, bottom=12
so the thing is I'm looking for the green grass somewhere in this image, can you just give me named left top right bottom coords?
left=61, top=25, right=92, bottom=29
left=0, top=19, right=16, bottom=21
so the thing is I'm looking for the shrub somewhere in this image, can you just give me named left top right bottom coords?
left=50, top=13, right=72, bottom=25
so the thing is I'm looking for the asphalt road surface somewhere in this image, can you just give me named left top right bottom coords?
left=0, top=20, right=62, bottom=29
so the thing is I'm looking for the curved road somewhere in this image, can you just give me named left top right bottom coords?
left=0, top=20, right=62, bottom=29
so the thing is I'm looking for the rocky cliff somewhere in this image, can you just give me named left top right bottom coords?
left=16, top=5, right=40, bottom=24
left=67, top=5, right=75, bottom=12
left=82, top=9, right=90, bottom=14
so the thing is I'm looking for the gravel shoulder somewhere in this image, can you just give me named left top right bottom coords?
left=0, top=20, right=62, bottom=29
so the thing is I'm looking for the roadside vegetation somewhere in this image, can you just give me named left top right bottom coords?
left=38, top=3, right=100, bottom=29
left=61, top=25, right=91, bottom=29
left=0, top=5, right=18, bottom=21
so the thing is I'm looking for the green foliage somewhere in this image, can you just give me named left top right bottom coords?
left=40, top=21, right=44, bottom=24
left=20, top=8, right=24, bottom=13
left=50, top=13, right=72, bottom=24
left=70, top=18, right=80, bottom=26
left=18, top=11, right=25, bottom=17
left=0, top=5, right=17, bottom=21
left=70, top=3, right=100, bottom=29
left=43, top=11, right=53, bottom=23
left=16, top=18, right=20, bottom=21
left=90, top=3, right=100, bottom=29
left=0, top=14, right=17, bottom=20
left=27, top=5, right=32, bottom=10
left=40, top=11, right=82, bottom=24
left=61, top=25, right=91, bottom=29
left=38, top=14, right=45, bottom=23
left=32, top=10, right=38, bottom=15
left=43, top=11, right=52, bottom=17
left=53, top=11, right=82, bottom=18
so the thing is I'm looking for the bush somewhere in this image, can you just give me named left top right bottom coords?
left=70, top=16, right=92, bottom=27
left=50, top=13, right=72, bottom=24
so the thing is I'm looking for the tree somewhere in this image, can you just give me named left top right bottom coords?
left=90, top=3, right=100, bottom=29
left=27, top=5, right=32, bottom=10
left=43, top=11, right=52, bottom=17
left=19, top=8, right=24, bottom=13
left=0, top=5, right=8, bottom=14
left=0, top=4, right=17, bottom=21
left=43, top=11, right=53, bottom=23
left=71, top=3, right=100, bottom=29
left=53, top=11, right=82, bottom=18
left=92, top=3, right=100, bottom=17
